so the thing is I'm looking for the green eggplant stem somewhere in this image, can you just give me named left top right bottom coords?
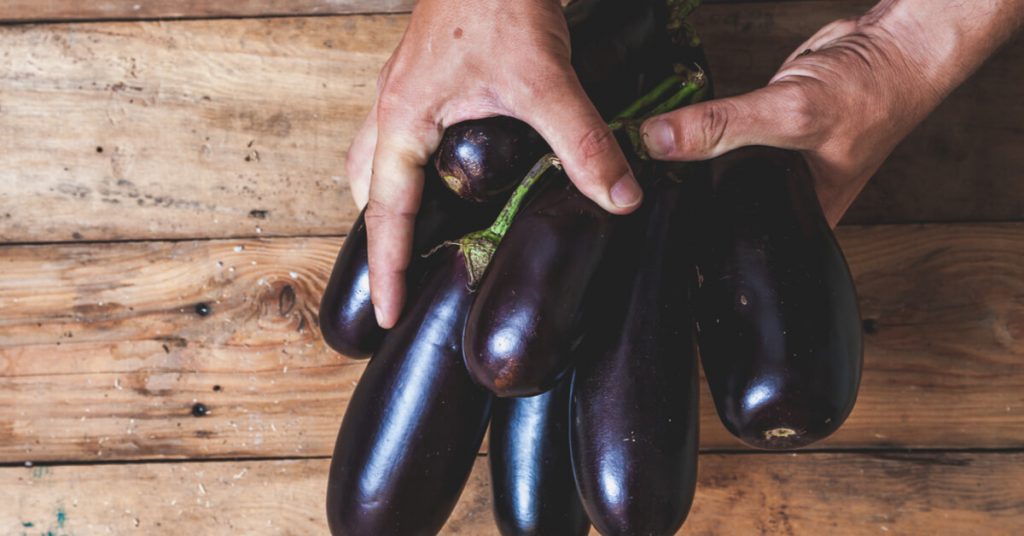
left=452, top=54, right=709, bottom=285
left=609, top=74, right=685, bottom=126
left=455, top=153, right=562, bottom=287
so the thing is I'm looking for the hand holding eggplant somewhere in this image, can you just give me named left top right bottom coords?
left=347, top=0, right=643, bottom=329
left=640, top=0, right=1024, bottom=226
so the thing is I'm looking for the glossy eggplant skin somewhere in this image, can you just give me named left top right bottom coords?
left=318, top=175, right=494, bottom=358
left=325, top=247, right=493, bottom=535
left=693, top=146, right=863, bottom=450
left=570, top=168, right=700, bottom=536
left=490, top=378, right=589, bottom=536
left=435, top=117, right=548, bottom=203
left=463, top=170, right=613, bottom=397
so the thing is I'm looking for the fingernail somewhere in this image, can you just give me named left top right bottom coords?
left=374, top=304, right=387, bottom=327
left=610, top=172, right=642, bottom=208
left=642, top=119, right=675, bottom=157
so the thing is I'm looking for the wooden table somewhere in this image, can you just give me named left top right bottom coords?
left=1, top=1, right=1022, bottom=534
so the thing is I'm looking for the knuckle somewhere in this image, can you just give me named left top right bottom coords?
left=698, top=102, right=731, bottom=152
left=576, top=124, right=618, bottom=162
left=778, top=85, right=822, bottom=140
left=364, top=197, right=415, bottom=224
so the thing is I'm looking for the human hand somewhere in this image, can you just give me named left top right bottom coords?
left=346, top=0, right=642, bottom=329
left=640, top=0, right=1024, bottom=227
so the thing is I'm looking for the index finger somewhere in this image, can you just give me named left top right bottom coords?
left=365, top=124, right=438, bottom=329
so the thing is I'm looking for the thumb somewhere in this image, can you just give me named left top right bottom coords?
left=517, top=78, right=642, bottom=214
left=640, top=82, right=816, bottom=161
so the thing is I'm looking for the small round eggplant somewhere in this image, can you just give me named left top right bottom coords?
left=570, top=171, right=700, bottom=536
left=693, top=146, right=863, bottom=449
left=325, top=246, right=493, bottom=535
left=462, top=171, right=614, bottom=397
left=318, top=174, right=495, bottom=358
left=435, top=117, right=547, bottom=203
left=490, top=377, right=589, bottom=536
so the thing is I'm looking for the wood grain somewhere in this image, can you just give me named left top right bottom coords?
left=1, top=6, right=1021, bottom=244
left=0, top=0, right=783, bottom=23
left=1, top=224, right=1022, bottom=462
left=0, top=0, right=413, bottom=22
left=4, top=451, right=1023, bottom=535
left=0, top=15, right=396, bottom=243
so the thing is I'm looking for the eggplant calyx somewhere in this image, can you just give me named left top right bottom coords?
left=452, top=230, right=500, bottom=288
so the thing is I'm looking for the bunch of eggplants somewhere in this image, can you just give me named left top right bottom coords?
left=321, top=0, right=863, bottom=534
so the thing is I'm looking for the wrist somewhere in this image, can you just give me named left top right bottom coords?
left=861, top=0, right=1024, bottom=100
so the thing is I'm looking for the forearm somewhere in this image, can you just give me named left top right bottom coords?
left=863, top=0, right=1024, bottom=104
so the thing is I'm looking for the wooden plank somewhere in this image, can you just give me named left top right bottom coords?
left=0, top=0, right=777, bottom=23
left=0, top=0, right=413, bottom=23
left=0, top=15, right=398, bottom=243
left=693, top=1, right=1024, bottom=224
left=1, top=223, right=1022, bottom=462
left=1, top=7, right=1022, bottom=245
left=4, top=451, right=1024, bottom=535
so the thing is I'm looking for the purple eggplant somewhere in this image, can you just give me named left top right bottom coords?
left=435, top=117, right=547, bottom=203
left=693, top=146, right=863, bottom=449
left=490, top=377, right=589, bottom=536
left=325, top=246, right=492, bottom=535
left=462, top=170, right=612, bottom=397
left=326, top=145, right=557, bottom=536
left=318, top=168, right=495, bottom=358
left=570, top=168, right=700, bottom=536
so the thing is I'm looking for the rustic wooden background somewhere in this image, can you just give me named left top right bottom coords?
left=1, top=0, right=1022, bottom=534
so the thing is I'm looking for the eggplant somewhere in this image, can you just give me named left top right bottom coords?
left=693, top=146, right=863, bottom=449
left=490, top=377, right=589, bottom=536
left=319, top=166, right=495, bottom=358
left=462, top=169, right=613, bottom=396
left=570, top=167, right=701, bottom=536
left=325, top=246, right=492, bottom=535
left=326, top=144, right=558, bottom=535
left=435, top=117, right=548, bottom=203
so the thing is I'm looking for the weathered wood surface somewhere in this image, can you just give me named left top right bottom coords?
left=5, top=451, right=1023, bottom=535
left=1, top=223, right=1022, bottom=462
left=0, top=0, right=413, bottom=22
left=1, top=5, right=1021, bottom=244
left=0, top=0, right=776, bottom=23
left=0, top=15, right=392, bottom=243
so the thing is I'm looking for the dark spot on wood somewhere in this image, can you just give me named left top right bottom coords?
left=265, top=113, right=291, bottom=137
left=194, top=430, right=214, bottom=438
left=154, top=335, right=187, bottom=348
left=161, top=344, right=169, bottom=354
left=194, top=302, right=211, bottom=317
left=249, top=209, right=269, bottom=219
left=201, top=95, right=211, bottom=101
left=279, top=285, right=296, bottom=316
left=71, top=232, right=83, bottom=240
left=191, top=403, right=209, bottom=417
left=96, top=146, right=103, bottom=153
left=212, top=385, right=222, bottom=392
left=863, top=318, right=879, bottom=334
